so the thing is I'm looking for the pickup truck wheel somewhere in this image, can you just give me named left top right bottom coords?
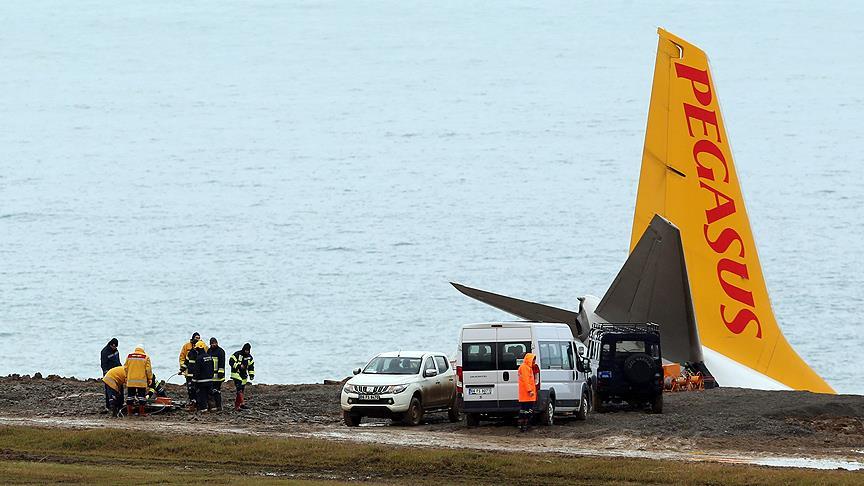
left=465, top=413, right=480, bottom=427
left=447, top=402, right=462, bottom=423
left=650, top=394, right=663, bottom=414
left=402, top=397, right=423, bottom=426
left=343, top=411, right=361, bottom=427
left=541, top=398, right=554, bottom=426
left=575, top=393, right=588, bottom=421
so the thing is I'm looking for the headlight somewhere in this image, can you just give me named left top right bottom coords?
left=343, top=384, right=358, bottom=393
left=390, top=384, right=409, bottom=394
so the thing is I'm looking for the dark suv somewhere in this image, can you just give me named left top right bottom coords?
left=587, top=323, right=663, bottom=413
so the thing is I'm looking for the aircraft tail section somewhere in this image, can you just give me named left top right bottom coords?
left=597, top=214, right=703, bottom=367
left=633, top=29, right=833, bottom=393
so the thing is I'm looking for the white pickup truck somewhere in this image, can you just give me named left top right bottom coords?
left=341, top=351, right=461, bottom=426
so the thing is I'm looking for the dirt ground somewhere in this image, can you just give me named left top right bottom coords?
left=0, top=374, right=862, bottom=461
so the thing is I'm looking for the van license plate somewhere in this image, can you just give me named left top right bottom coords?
left=358, top=395, right=380, bottom=401
left=468, top=387, right=492, bottom=396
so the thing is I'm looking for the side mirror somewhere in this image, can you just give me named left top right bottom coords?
left=424, top=368, right=438, bottom=378
left=576, top=358, right=585, bottom=373
left=353, top=368, right=362, bottom=375
left=581, top=358, right=591, bottom=373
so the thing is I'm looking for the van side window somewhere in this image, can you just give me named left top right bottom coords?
left=561, top=342, right=574, bottom=370
left=538, top=341, right=564, bottom=369
left=434, top=356, right=449, bottom=373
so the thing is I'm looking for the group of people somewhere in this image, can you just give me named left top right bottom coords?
left=177, top=332, right=255, bottom=413
left=99, top=333, right=255, bottom=417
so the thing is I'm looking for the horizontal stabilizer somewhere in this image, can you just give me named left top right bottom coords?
left=596, top=214, right=703, bottom=365
left=450, top=282, right=582, bottom=337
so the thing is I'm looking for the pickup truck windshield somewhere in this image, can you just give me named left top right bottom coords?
left=363, top=357, right=422, bottom=375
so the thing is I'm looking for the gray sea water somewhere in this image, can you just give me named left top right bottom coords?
left=2, top=1, right=862, bottom=393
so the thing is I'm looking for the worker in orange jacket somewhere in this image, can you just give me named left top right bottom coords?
left=124, top=345, right=153, bottom=416
left=179, top=332, right=202, bottom=404
left=517, top=352, right=538, bottom=432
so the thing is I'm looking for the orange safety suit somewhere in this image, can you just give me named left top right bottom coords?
left=124, top=346, right=153, bottom=389
left=518, top=353, right=538, bottom=403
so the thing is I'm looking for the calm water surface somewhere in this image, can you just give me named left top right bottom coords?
left=1, top=1, right=862, bottom=393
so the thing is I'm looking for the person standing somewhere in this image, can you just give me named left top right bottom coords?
left=183, top=340, right=207, bottom=410
left=124, top=345, right=153, bottom=417
left=229, top=343, right=255, bottom=411
left=102, top=365, right=126, bottom=417
left=208, top=337, right=226, bottom=411
left=100, top=338, right=121, bottom=375
left=179, top=333, right=201, bottom=405
left=517, top=352, right=538, bottom=432
left=193, top=342, right=216, bottom=412
left=100, top=338, right=122, bottom=413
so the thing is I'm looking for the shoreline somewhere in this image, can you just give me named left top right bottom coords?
left=0, top=373, right=862, bottom=471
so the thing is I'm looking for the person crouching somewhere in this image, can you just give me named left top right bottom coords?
left=517, top=352, right=538, bottom=432
left=102, top=365, right=126, bottom=417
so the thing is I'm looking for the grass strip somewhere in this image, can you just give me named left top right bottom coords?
left=0, top=425, right=860, bottom=485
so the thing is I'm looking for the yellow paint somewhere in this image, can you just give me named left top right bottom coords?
left=632, top=28, right=834, bottom=393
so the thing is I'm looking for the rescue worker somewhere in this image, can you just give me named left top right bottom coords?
left=100, top=338, right=121, bottom=375
left=517, top=352, right=538, bottom=432
left=229, top=343, right=255, bottom=411
left=102, top=365, right=126, bottom=417
left=124, top=345, right=153, bottom=417
left=183, top=340, right=207, bottom=410
left=179, top=332, right=202, bottom=405
left=193, top=341, right=217, bottom=412
left=100, top=338, right=121, bottom=413
left=147, top=374, right=168, bottom=399
left=208, top=337, right=226, bottom=411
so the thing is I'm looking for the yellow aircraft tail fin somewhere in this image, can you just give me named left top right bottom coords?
left=632, top=28, right=834, bottom=393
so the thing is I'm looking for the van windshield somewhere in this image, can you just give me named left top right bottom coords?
left=363, top=357, right=422, bottom=375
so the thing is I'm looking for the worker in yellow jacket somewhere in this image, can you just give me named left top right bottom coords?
left=124, top=345, right=153, bottom=416
left=179, top=332, right=202, bottom=404
left=102, top=365, right=126, bottom=417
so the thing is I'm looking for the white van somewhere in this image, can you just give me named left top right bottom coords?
left=456, top=322, right=591, bottom=426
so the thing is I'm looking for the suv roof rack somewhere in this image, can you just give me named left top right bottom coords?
left=589, top=322, right=660, bottom=337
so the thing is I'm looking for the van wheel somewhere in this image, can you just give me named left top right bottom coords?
left=343, top=411, right=361, bottom=427
left=575, top=393, right=588, bottom=421
left=402, top=397, right=424, bottom=426
left=541, top=399, right=554, bottom=426
left=650, top=394, right=663, bottom=414
left=465, top=413, right=480, bottom=427
left=592, top=391, right=605, bottom=413
left=447, top=402, right=462, bottom=423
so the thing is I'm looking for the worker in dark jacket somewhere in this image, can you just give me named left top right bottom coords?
left=208, top=337, right=226, bottom=411
left=101, top=338, right=121, bottom=375
left=229, top=343, right=255, bottom=411
left=193, top=342, right=217, bottom=412
left=100, top=338, right=122, bottom=413
left=183, top=340, right=207, bottom=410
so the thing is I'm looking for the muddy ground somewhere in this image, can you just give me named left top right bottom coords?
left=0, top=374, right=862, bottom=459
